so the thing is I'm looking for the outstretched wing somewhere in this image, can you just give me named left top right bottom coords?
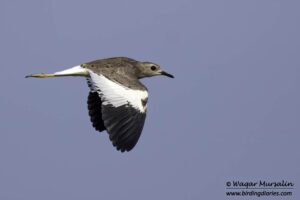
left=87, top=70, right=148, bottom=152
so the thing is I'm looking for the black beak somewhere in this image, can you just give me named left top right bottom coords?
left=161, top=71, right=174, bottom=78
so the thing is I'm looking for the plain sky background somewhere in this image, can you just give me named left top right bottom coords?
left=0, top=0, right=299, bottom=199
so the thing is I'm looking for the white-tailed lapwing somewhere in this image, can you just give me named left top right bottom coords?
left=26, top=57, right=174, bottom=152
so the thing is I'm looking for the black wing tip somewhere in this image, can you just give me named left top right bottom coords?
left=116, top=145, right=134, bottom=153
left=112, top=138, right=137, bottom=152
left=87, top=92, right=142, bottom=153
left=87, top=92, right=106, bottom=132
left=102, top=104, right=146, bottom=153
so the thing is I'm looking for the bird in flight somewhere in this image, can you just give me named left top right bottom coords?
left=26, top=57, right=174, bottom=152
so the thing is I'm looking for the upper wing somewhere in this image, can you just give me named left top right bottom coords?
left=87, top=70, right=148, bottom=152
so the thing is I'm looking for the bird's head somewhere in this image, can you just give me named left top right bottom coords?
left=136, top=61, right=174, bottom=79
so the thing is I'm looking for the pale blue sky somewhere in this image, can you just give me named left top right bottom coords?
left=0, top=0, right=299, bottom=199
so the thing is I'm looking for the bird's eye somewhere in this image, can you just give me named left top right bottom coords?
left=151, top=66, right=157, bottom=71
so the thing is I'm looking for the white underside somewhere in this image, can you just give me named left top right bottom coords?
left=88, top=70, right=148, bottom=113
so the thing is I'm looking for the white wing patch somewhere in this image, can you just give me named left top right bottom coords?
left=88, top=70, right=148, bottom=113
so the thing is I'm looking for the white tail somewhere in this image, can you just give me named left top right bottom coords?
left=26, top=65, right=89, bottom=78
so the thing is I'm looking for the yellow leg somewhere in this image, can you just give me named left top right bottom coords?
left=25, top=73, right=56, bottom=78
